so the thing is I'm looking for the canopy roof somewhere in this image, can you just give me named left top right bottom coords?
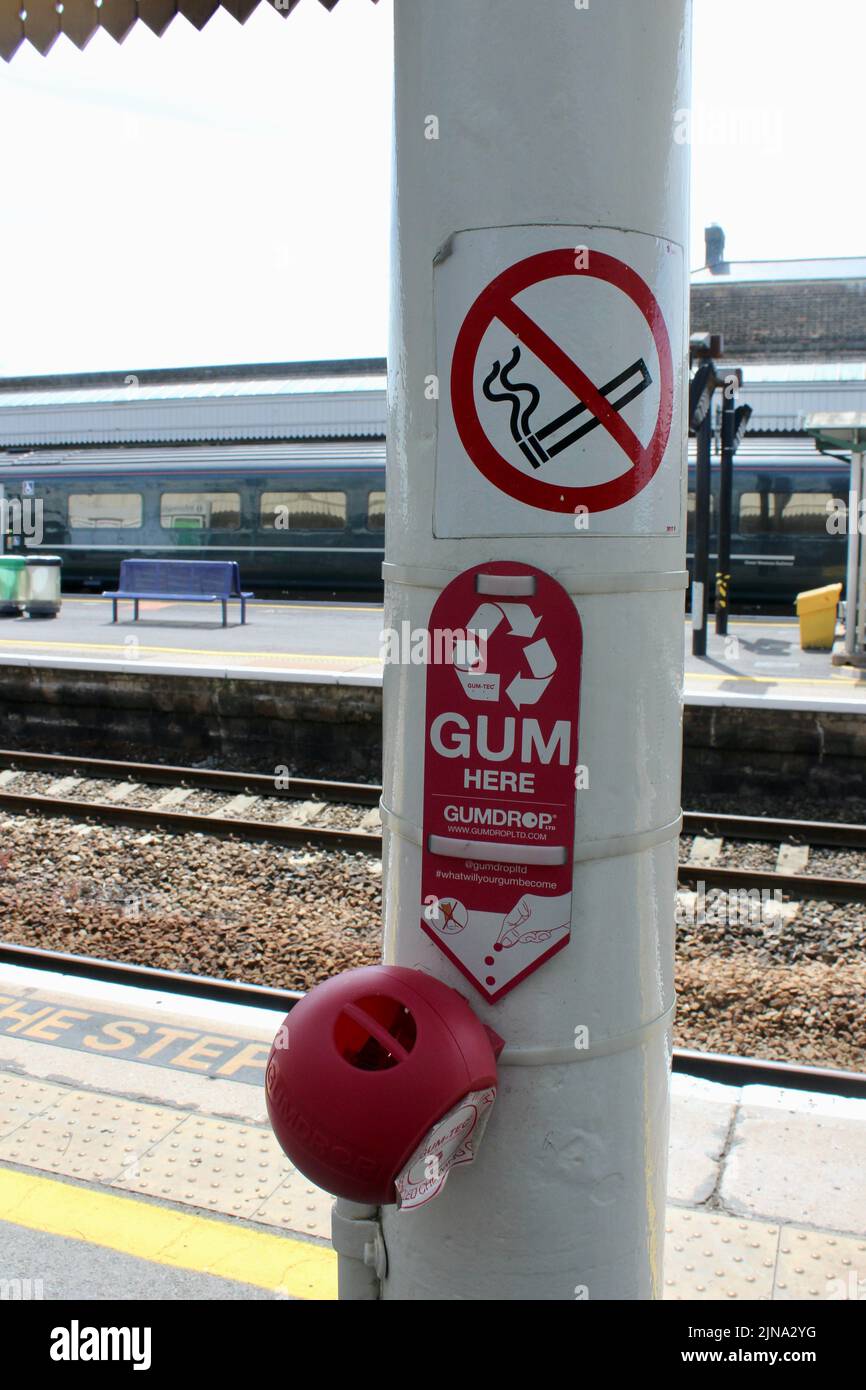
left=1, top=0, right=378, bottom=62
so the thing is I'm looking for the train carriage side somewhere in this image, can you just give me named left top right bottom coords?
left=0, top=443, right=387, bottom=591
left=686, top=440, right=850, bottom=607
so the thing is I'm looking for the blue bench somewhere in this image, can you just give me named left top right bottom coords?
left=103, top=560, right=253, bottom=627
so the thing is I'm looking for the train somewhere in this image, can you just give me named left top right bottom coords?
left=686, top=437, right=849, bottom=606
left=0, top=435, right=850, bottom=605
left=0, top=442, right=387, bottom=592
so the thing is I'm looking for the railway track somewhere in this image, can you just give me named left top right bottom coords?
left=0, top=749, right=863, bottom=1083
left=0, top=748, right=381, bottom=852
left=1, top=749, right=865, bottom=903
left=1, top=935, right=864, bottom=1100
left=0, top=748, right=379, bottom=805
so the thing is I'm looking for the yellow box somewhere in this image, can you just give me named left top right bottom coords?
left=795, top=583, right=842, bottom=651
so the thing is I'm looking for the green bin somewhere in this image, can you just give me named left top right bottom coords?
left=0, top=555, right=26, bottom=617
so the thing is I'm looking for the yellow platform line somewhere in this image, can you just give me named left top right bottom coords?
left=0, top=1166, right=336, bottom=1299
left=0, top=638, right=381, bottom=665
left=61, top=598, right=384, bottom=614
left=687, top=670, right=866, bottom=689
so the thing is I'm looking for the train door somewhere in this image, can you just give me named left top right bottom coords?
left=733, top=471, right=845, bottom=605
left=257, top=480, right=351, bottom=590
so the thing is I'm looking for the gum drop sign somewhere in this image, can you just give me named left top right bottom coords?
left=420, top=561, right=582, bottom=1002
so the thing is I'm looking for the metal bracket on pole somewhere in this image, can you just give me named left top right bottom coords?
left=331, top=1198, right=388, bottom=1299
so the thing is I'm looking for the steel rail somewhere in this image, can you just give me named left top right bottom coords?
left=670, top=1047, right=866, bottom=1101
left=1, top=751, right=864, bottom=851
left=1, top=938, right=864, bottom=1099
left=0, top=790, right=380, bottom=852
left=681, top=809, right=866, bottom=851
left=0, top=748, right=380, bottom=807
left=677, top=861, right=866, bottom=904
left=1, top=786, right=866, bottom=900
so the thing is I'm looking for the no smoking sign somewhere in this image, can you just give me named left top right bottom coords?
left=434, top=225, right=684, bottom=538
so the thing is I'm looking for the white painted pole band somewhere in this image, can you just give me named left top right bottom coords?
left=426, top=834, right=568, bottom=866
left=845, top=454, right=861, bottom=657
left=498, top=1002, right=677, bottom=1068
left=382, top=801, right=683, bottom=865
left=383, top=560, right=690, bottom=595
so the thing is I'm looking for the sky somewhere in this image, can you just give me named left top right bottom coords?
left=0, top=0, right=863, bottom=376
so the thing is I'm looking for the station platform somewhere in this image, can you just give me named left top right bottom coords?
left=0, top=595, right=384, bottom=683
left=1, top=962, right=864, bottom=1301
left=0, top=597, right=864, bottom=711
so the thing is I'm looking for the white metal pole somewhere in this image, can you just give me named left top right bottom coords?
left=846, top=452, right=862, bottom=659
left=382, top=0, right=691, bottom=1300
left=856, top=452, right=866, bottom=657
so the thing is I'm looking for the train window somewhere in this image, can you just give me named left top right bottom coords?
left=685, top=491, right=713, bottom=532
left=260, top=491, right=347, bottom=530
left=69, top=493, right=143, bottom=529
left=366, top=491, right=385, bottom=532
left=160, top=492, right=241, bottom=530
left=738, top=491, right=837, bottom=536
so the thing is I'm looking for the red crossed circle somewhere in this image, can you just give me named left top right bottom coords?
left=450, top=248, right=674, bottom=515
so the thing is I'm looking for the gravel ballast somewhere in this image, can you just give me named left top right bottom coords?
left=0, top=807, right=864, bottom=1073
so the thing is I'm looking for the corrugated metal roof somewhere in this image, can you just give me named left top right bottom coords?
left=687, top=436, right=848, bottom=466
left=691, top=257, right=866, bottom=285
left=0, top=440, right=386, bottom=475
left=0, top=377, right=387, bottom=448
left=0, top=0, right=379, bottom=63
left=724, top=375, right=866, bottom=435
left=4, top=365, right=866, bottom=446
left=739, top=363, right=866, bottom=383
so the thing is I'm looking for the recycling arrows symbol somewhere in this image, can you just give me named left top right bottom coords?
left=453, top=601, right=556, bottom=709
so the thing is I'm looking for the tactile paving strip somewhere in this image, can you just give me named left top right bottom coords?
left=664, top=1207, right=779, bottom=1300
left=0, top=1073, right=71, bottom=1139
left=0, top=1077, right=331, bottom=1239
left=774, top=1226, right=866, bottom=1300
left=251, top=1174, right=334, bottom=1239
left=111, top=1113, right=295, bottom=1220
left=5, top=1073, right=862, bottom=1276
left=0, top=1090, right=183, bottom=1183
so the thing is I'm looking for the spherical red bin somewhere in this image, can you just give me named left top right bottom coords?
left=265, top=965, right=503, bottom=1205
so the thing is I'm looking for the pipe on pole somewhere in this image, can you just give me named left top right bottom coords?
left=691, top=412, right=712, bottom=656
left=381, top=0, right=691, bottom=1300
left=715, top=386, right=734, bottom=637
left=845, top=453, right=862, bottom=659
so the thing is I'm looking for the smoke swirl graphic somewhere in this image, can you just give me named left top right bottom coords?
left=482, top=346, right=541, bottom=443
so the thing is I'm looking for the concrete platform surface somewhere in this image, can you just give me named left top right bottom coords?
left=0, top=963, right=864, bottom=1301
left=0, top=598, right=865, bottom=709
left=0, top=595, right=384, bottom=682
